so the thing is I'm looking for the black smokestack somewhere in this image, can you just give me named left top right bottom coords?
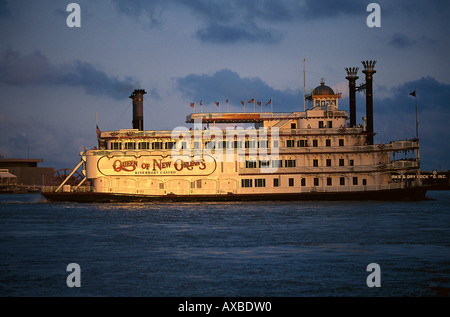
left=345, top=67, right=359, bottom=128
left=129, top=89, right=147, bottom=131
left=362, top=60, right=376, bottom=145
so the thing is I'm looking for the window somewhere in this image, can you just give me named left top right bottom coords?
left=313, top=139, right=318, bottom=147
left=245, top=140, right=255, bottom=148
left=349, top=159, right=354, bottom=166
left=327, top=177, right=332, bottom=186
left=327, top=121, right=333, bottom=128
left=289, top=178, right=294, bottom=187
left=339, top=139, right=344, bottom=146
left=326, top=139, right=331, bottom=147
left=339, top=158, right=345, bottom=166
left=285, top=159, right=296, bottom=167
left=245, top=161, right=257, bottom=168
left=363, top=179, right=367, bottom=186
left=291, top=123, right=297, bottom=129
left=139, top=142, right=150, bottom=150
left=301, top=178, right=306, bottom=186
left=326, top=159, right=332, bottom=166
left=273, top=178, right=279, bottom=187
left=233, top=141, right=242, bottom=149
left=319, top=121, right=324, bottom=128
left=241, top=179, right=253, bottom=188
left=298, top=139, right=308, bottom=147
left=196, top=180, right=202, bottom=189
left=152, top=142, right=163, bottom=150
left=273, top=140, right=279, bottom=148
left=259, top=160, right=270, bottom=168
left=165, top=142, right=176, bottom=150
left=286, top=140, right=296, bottom=148
left=272, top=160, right=282, bottom=168
left=313, top=159, right=319, bottom=167
left=340, top=177, right=345, bottom=186
left=125, top=142, right=136, bottom=150
left=110, top=142, right=122, bottom=150
left=255, top=179, right=266, bottom=187
left=314, top=178, right=319, bottom=186
left=258, top=140, right=268, bottom=148
left=353, top=177, right=358, bottom=185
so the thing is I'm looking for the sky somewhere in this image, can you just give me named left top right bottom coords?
left=0, top=0, right=449, bottom=171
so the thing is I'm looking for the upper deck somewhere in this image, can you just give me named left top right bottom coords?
left=185, top=112, right=301, bottom=124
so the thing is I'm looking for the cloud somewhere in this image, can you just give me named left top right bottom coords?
left=372, top=76, right=450, bottom=170
left=0, top=0, right=11, bottom=18
left=196, top=21, right=282, bottom=44
left=388, top=33, right=417, bottom=49
left=176, top=68, right=301, bottom=111
left=111, top=0, right=365, bottom=45
left=0, top=48, right=140, bottom=100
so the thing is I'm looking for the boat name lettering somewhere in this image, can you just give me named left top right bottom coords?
left=140, top=158, right=206, bottom=172
left=174, top=159, right=206, bottom=172
left=113, top=160, right=138, bottom=172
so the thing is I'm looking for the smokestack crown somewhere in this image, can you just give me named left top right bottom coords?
left=362, top=60, right=377, bottom=72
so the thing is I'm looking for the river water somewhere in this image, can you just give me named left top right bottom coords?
left=0, top=191, right=449, bottom=297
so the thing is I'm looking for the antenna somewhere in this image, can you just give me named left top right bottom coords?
left=303, top=58, right=306, bottom=111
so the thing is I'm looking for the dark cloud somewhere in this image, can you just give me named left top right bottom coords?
left=110, top=0, right=166, bottom=26
left=388, top=33, right=417, bottom=49
left=0, top=0, right=11, bottom=18
left=176, top=68, right=300, bottom=111
left=196, top=21, right=282, bottom=44
left=0, top=48, right=139, bottom=100
left=112, top=0, right=365, bottom=45
left=372, top=77, right=450, bottom=170
left=301, top=0, right=364, bottom=19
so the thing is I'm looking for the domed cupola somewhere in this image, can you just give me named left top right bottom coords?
left=312, top=79, right=335, bottom=96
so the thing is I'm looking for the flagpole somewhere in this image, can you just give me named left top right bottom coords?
left=254, top=98, right=255, bottom=112
left=303, top=58, right=306, bottom=111
left=201, top=99, right=203, bottom=114
left=415, top=89, right=418, bottom=140
left=410, top=89, right=421, bottom=186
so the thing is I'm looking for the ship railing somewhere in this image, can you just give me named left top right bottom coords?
left=277, top=141, right=418, bottom=153
left=42, top=185, right=93, bottom=193
left=302, top=182, right=411, bottom=193
left=239, top=161, right=419, bottom=174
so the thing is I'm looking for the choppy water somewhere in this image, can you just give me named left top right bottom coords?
left=0, top=191, right=449, bottom=297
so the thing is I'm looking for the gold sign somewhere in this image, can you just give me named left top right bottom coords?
left=97, top=154, right=216, bottom=176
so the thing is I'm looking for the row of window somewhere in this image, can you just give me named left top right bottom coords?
left=286, top=138, right=344, bottom=148
left=245, top=158, right=355, bottom=169
left=241, top=176, right=366, bottom=188
left=109, top=138, right=346, bottom=151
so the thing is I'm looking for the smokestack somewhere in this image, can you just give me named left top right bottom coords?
left=345, top=67, right=359, bottom=128
left=129, top=89, right=147, bottom=131
left=361, top=60, right=376, bottom=145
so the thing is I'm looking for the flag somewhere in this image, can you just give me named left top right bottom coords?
left=215, top=102, right=220, bottom=107
left=257, top=101, right=262, bottom=107
left=241, top=101, right=245, bottom=106
left=266, top=99, right=272, bottom=106
left=200, top=99, right=203, bottom=106
left=190, top=102, right=195, bottom=108
left=96, top=124, right=101, bottom=139
left=410, top=90, right=416, bottom=97
left=248, top=98, right=255, bottom=103
left=226, top=99, right=229, bottom=104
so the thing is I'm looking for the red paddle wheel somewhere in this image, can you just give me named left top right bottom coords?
left=46, top=168, right=84, bottom=186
